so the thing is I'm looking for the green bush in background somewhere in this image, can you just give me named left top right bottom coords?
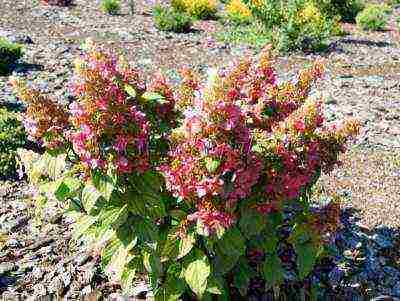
left=0, top=37, right=23, bottom=75
left=356, top=3, right=391, bottom=31
left=153, top=5, right=193, bottom=33
left=0, top=108, right=26, bottom=178
left=100, top=0, right=121, bottom=15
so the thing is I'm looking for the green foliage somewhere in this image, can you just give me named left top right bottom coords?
left=153, top=5, right=192, bottom=33
left=100, top=0, right=120, bottom=15
left=215, top=22, right=272, bottom=50
left=317, top=0, right=365, bottom=22
left=171, top=0, right=218, bottom=20
left=0, top=37, right=23, bottom=75
left=356, top=4, right=391, bottom=31
left=222, top=0, right=336, bottom=52
left=274, top=0, right=335, bottom=52
left=224, top=0, right=253, bottom=25
left=0, top=109, right=26, bottom=178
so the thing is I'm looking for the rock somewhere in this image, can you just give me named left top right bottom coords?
left=9, top=34, right=33, bottom=44
left=372, top=296, right=400, bottom=301
left=33, top=283, right=47, bottom=297
left=0, top=263, right=16, bottom=274
left=6, top=238, right=21, bottom=248
left=371, top=233, right=394, bottom=249
left=48, top=275, right=64, bottom=294
left=393, top=282, right=400, bottom=297
left=31, top=267, right=45, bottom=280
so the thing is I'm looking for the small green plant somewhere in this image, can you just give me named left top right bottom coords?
left=397, top=16, right=400, bottom=30
left=356, top=4, right=391, bottom=31
left=276, top=1, right=334, bottom=52
left=101, top=0, right=120, bottom=15
left=0, top=108, right=26, bottom=178
left=216, top=22, right=272, bottom=49
left=318, top=0, right=365, bottom=22
left=0, top=37, right=23, bottom=75
left=172, top=0, right=218, bottom=20
left=153, top=5, right=192, bottom=33
left=225, top=0, right=253, bottom=25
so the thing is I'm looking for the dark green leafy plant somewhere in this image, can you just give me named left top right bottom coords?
left=100, top=0, right=120, bottom=15
left=0, top=37, right=23, bottom=75
left=153, top=5, right=192, bottom=33
left=0, top=108, right=26, bottom=178
left=356, top=3, right=391, bottom=31
left=317, top=0, right=365, bottom=22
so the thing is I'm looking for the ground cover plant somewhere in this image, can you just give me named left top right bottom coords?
left=12, top=40, right=359, bottom=299
left=153, top=5, right=193, bottom=33
left=171, top=0, right=218, bottom=20
left=356, top=3, right=391, bottom=31
left=0, top=108, right=26, bottom=179
left=0, top=37, right=23, bottom=75
left=101, top=0, right=121, bottom=15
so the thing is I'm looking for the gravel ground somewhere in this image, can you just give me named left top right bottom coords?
left=1, top=0, right=400, bottom=299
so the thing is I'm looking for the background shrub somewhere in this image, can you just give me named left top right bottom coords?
left=244, top=0, right=284, bottom=28
left=0, top=108, right=26, bottom=178
left=100, top=0, right=121, bottom=15
left=0, top=37, right=23, bottom=75
left=356, top=3, right=391, bottom=31
left=219, top=0, right=337, bottom=52
left=317, top=0, right=365, bottom=22
left=225, top=0, right=253, bottom=24
left=172, top=0, right=218, bottom=19
left=153, top=5, right=192, bottom=33
left=278, top=1, right=334, bottom=52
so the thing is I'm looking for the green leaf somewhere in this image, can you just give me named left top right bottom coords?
left=263, top=253, right=284, bottom=287
left=121, top=267, right=137, bottom=296
left=239, top=209, right=267, bottom=238
left=178, top=232, right=195, bottom=259
left=39, top=152, right=66, bottom=179
left=72, top=214, right=98, bottom=240
left=105, top=244, right=135, bottom=282
left=134, top=218, right=159, bottom=243
left=82, top=184, right=102, bottom=213
left=142, top=91, right=167, bottom=104
left=206, top=275, right=225, bottom=295
left=295, top=242, right=319, bottom=280
left=161, top=234, right=179, bottom=262
left=214, top=227, right=246, bottom=274
left=99, top=205, right=128, bottom=228
left=124, top=84, right=137, bottom=98
left=261, top=228, right=279, bottom=254
left=233, top=258, right=252, bottom=296
left=92, top=173, right=115, bottom=201
left=155, top=276, right=186, bottom=301
left=288, top=224, right=312, bottom=245
left=216, top=227, right=245, bottom=257
left=184, top=256, right=211, bottom=298
left=143, top=250, right=163, bottom=289
left=101, top=234, right=123, bottom=269
left=204, top=157, right=220, bottom=173
left=55, top=177, right=82, bottom=201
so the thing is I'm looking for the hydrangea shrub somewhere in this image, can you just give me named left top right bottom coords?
left=13, top=41, right=359, bottom=299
